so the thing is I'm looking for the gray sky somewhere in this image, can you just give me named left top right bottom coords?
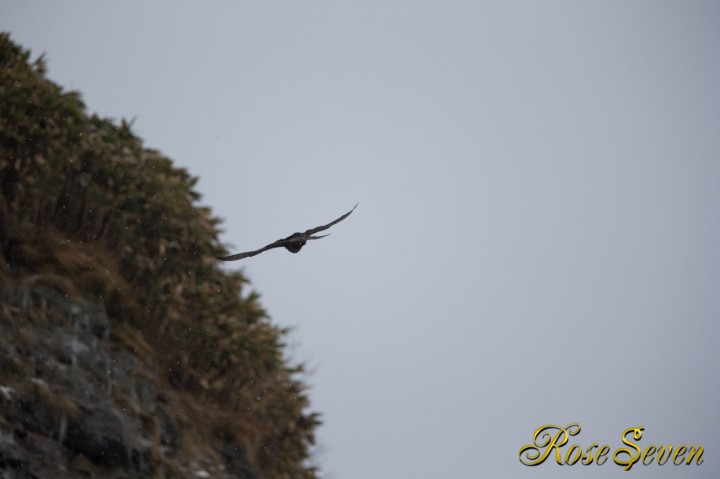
left=3, top=2, right=719, bottom=477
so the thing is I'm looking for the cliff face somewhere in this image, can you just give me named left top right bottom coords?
left=0, top=34, right=319, bottom=478
left=1, top=282, right=261, bottom=478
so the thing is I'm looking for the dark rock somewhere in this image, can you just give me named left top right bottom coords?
left=22, top=431, right=69, bottom=477
left=0, top=430, right=29, bottom=468
left=160, top=412, right=179, bottom=449
left=64, top=402, right=134, bottom=469
left=220, top=442, right=262, bottom=479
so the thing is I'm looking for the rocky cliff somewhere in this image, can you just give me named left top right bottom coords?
left=1, top=282, right=260, bottom=478
left=0, top=34, right=319, bottom=478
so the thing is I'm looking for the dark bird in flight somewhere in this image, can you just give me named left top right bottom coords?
left=217, top=204, right=357, bottom=261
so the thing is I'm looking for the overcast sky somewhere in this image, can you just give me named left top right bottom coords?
left=3, top=2, right=719, bottom=478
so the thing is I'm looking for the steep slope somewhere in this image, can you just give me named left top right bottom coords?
left=0, top=33, right=319, bottom=478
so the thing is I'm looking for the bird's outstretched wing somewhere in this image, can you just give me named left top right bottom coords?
left=216, top=239, right=288, bottom=261
left=301, top=203, right=357, bottom=236
left=217, top=203, right=357, bottom=261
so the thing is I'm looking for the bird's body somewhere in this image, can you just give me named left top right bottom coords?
left=283, top=235, right=306, bottom=253
left=217, top=204, right=356, bottom=261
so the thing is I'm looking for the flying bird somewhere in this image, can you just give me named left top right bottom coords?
left=217, top=204, right=357, bottom=261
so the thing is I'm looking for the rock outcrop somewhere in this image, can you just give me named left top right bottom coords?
left=0, top=281, right=262, bottom=478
